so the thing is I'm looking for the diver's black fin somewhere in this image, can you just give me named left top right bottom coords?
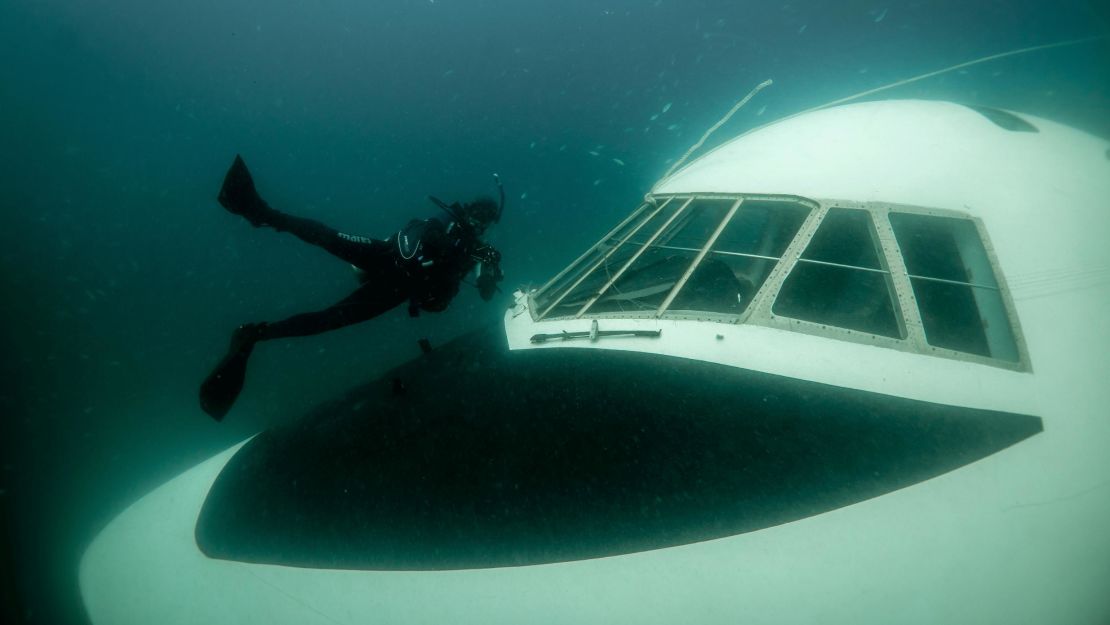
left=199, top=324, right=263, bottom=421
left=217, top=155, right=270, bottom=226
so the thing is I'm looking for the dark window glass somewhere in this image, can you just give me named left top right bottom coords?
left=714, top=201, right=810, bottom=258
left=627, top=199, right=685, bottom=245
left=893, top=214, right=990, bottom=284
left=539, top=197, right=813, bottom=318
left=533, top=206, right=654, bottom=316
left=658, top=198, right=734, bottom=250
left=540, top=243, right=641, bottom=317
left=801, top=208, right=883, bottom=269
left=890, top=213, right=1019, bottom=361
left=591, top=199, right=733, bottom=314
left=537, top=201, right=674, bottom=317
left=686, top=201, right=811, bottom=314
left=774, top=208, right=902, bottom=338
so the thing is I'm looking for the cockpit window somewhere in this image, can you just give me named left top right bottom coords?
left=690, top=200, right=810, bottom=313
left=773, top=208, right=902, bottom=338
left=533, top=196, right=813, bottom=319
left=534, top=197, right=687, bottom=318
left=587, top=198, right=737, bottom=315
left=889, top=212, right=1020, bottom=361
left=531, top=202, right=658, bottom=318
left=530, top=196, right=1026, bottom=370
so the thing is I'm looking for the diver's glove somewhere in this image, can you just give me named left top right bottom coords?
left=476, top=263, right=504, bottom=301
left=471, top=242, right=503, bottom=300
left=470, top=243, right=500, bottom=266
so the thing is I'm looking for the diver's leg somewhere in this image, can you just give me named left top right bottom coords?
left=257, top=281, right=408, bottom=340
left=263, top=211, right=392, bottom=269
left=217, top=154, right=388, bottom=267
left=199, top=323, right=268, bottom=421
left=199, top=282, right=407, bottom=420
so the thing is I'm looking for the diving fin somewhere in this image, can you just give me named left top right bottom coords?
left=217, top=155, right=272, bottom=227
left=199, top=323, right=266, bottom=421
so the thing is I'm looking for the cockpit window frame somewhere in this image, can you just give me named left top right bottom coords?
left=528, top=194, right=1030, bottom=372
left=531, top=193, right=822, bottom=325
left=756, top=203, right=909, bottom=347
left=879, top=201, right=1031, bottom=372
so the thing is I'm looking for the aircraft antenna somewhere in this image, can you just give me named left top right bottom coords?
left=653, top=79, right=773, bottom=191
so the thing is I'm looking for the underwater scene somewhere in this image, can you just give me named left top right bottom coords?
left=2, top=1, right=1109, bottom=624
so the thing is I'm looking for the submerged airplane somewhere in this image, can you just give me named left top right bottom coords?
left=80, top=97, right=1110, bottom=624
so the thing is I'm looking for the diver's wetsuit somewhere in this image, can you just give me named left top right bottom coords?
left=255, top=210, right=492, bottom=340
left=200, top=154, right=503, bottom=421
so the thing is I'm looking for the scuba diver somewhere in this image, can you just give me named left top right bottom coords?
left=199, top=155, right=505, bottom=421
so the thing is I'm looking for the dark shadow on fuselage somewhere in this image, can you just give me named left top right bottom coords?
left=196, top=324, right=1041, bottom=570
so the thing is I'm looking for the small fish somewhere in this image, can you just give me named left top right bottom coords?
left=662, top=102, right=672, bottom=113
left=593, top=179, right=603, bottom=186
left=612, top=158, right=625, bottom=166
left=520, top=192, right=528, bottom=200
left=529, top=141, right=536, bottom=149
left=874, top=8, right=887, bottom=22
left=588, top=150, right=600, bottom=156
left=667, top=124, right=679, bottom=131
left=798, top=24, right=807, bottom=34
left=650, top=113, right=659, bottom=121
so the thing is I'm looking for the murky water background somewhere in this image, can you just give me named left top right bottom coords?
left=1, top=1, right=1107, bottom=622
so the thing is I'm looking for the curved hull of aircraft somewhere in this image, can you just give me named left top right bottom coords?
left=81, top=326, right=1108, bottom=624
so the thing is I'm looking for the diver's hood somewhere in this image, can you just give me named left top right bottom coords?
left=428, top=173, right=505, bottom=232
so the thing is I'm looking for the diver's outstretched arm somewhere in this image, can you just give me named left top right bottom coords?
left=217, top=154, right=389, bottom=268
